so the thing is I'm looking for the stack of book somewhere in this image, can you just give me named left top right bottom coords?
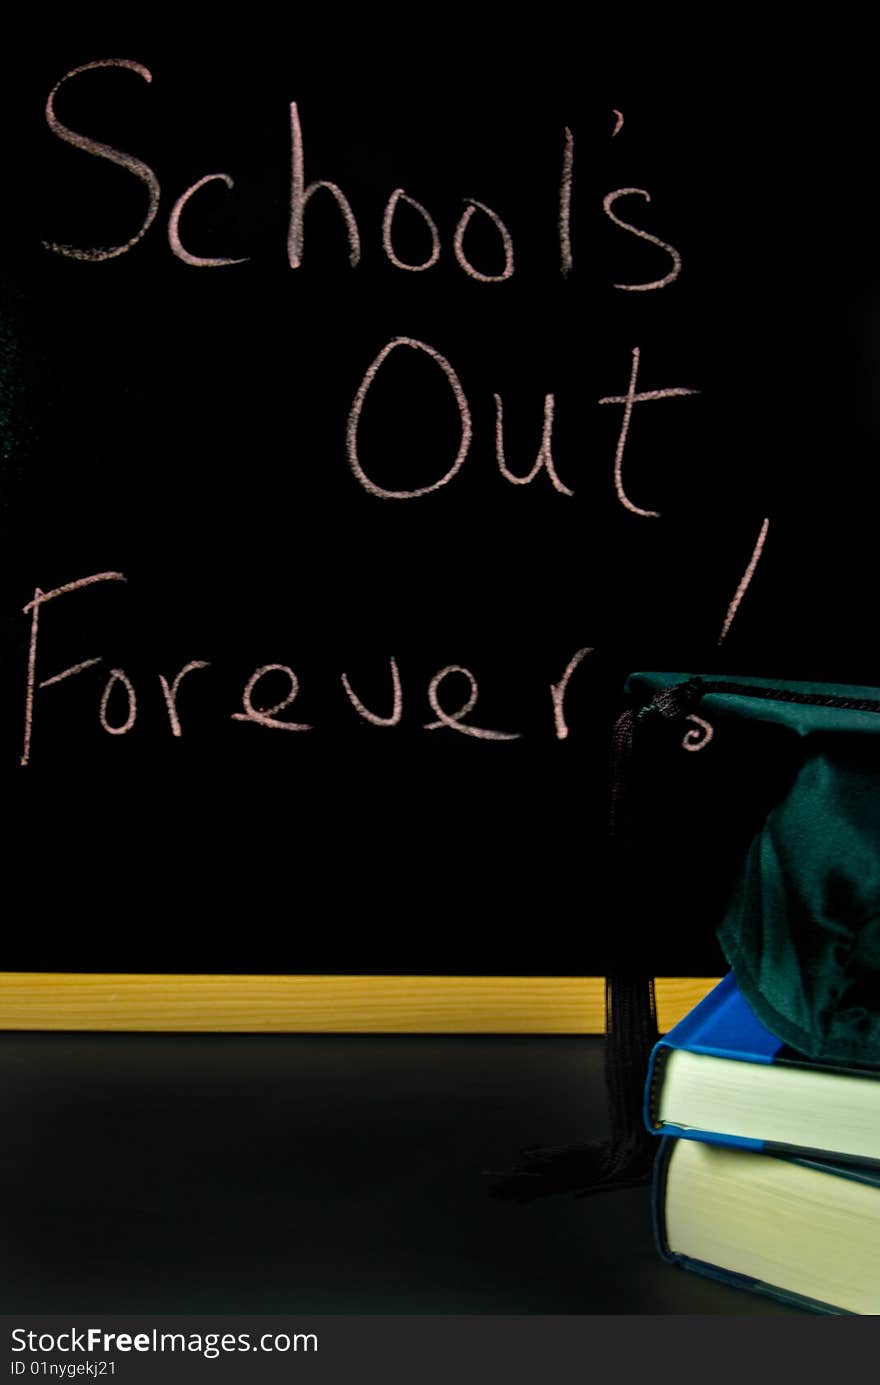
left=645, top=974, right=880, bottom=1314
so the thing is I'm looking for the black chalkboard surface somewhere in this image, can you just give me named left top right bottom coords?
left=2, top=25, right=877, bottom=975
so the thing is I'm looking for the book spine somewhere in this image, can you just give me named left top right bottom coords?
left=651, top=1137, right=848, bottom=1314
left=644, top=1041, right=671, bottom=1132
left=650, top=1137, right=674, bottom=1260
left=667, top=1251, right=847, bottom=1315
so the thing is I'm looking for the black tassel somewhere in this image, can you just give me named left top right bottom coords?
left=487, top=680, right=708, bottom=1200
left=486, top=974, right=659, bottom=1200
left=601, top=971, right=660, bottom=1184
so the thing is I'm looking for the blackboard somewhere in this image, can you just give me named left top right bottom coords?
left=2, top=24, right=877, bottom=976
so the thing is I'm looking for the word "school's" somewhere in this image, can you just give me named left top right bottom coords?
left=44, top=58, right=681, bottom=285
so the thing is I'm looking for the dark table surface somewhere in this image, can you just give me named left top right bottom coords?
left=0, top=1031, right=799, bottom=1314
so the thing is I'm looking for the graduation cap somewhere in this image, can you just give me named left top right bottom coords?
left=492, top=671, right=880, bottom=1199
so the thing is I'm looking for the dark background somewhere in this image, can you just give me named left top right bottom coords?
left=2, top=23, right=877, bottom=974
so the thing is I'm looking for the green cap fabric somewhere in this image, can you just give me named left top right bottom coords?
left=626, top=673, right=880, bottom=1065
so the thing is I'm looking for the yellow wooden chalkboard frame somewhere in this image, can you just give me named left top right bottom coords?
left=0, top=973, right=717, bottom=1032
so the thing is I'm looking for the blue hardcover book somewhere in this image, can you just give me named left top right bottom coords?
left=653, top=1137, right=880, bottom=1315
left=644, top=974, right=880, bottom=1166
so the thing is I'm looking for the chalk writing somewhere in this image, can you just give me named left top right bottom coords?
left=718, top=518, right=771, bottom=644
left=168, top=175, right=248, bottom=267
left=382, top=190, right=441, bottom=272
left=559, top=127, right=574, bottom=276
left=348, top=339, right=697, bottom=503
left=232, top=665, right=313, bottom=732
left=425, top=666, right=521, bottom=741
left=42, top=70, right=681, bottom=285
left=603, top=189, right=682, bottom=291
left=43, top=60, right=160, bottom=261
left=599, top=348, right=698, bottom=517
left=347, top=336, right=472, bottom=500
left=159, top=662, right=211, bottom=737
left=21, top=572, right=126, bottom=767
left=15, top=565, right=771, bottom=762
left=453, top=200, right=515, bottom=283
left=341, top=660, right=403, bottom=727
left=550, top=648, right=593, bottom=741
left=494, top=393, right=574, bottom=495
left=288, top=101, right=361, bottom=270
left=99, top=669, right=137, bottom=736
left=25, top=61, right=780, bottom=798
left=682, top=715, right=714, bottom=751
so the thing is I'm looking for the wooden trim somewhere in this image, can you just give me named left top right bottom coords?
left=0, top=973, right=718, bottom=1034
